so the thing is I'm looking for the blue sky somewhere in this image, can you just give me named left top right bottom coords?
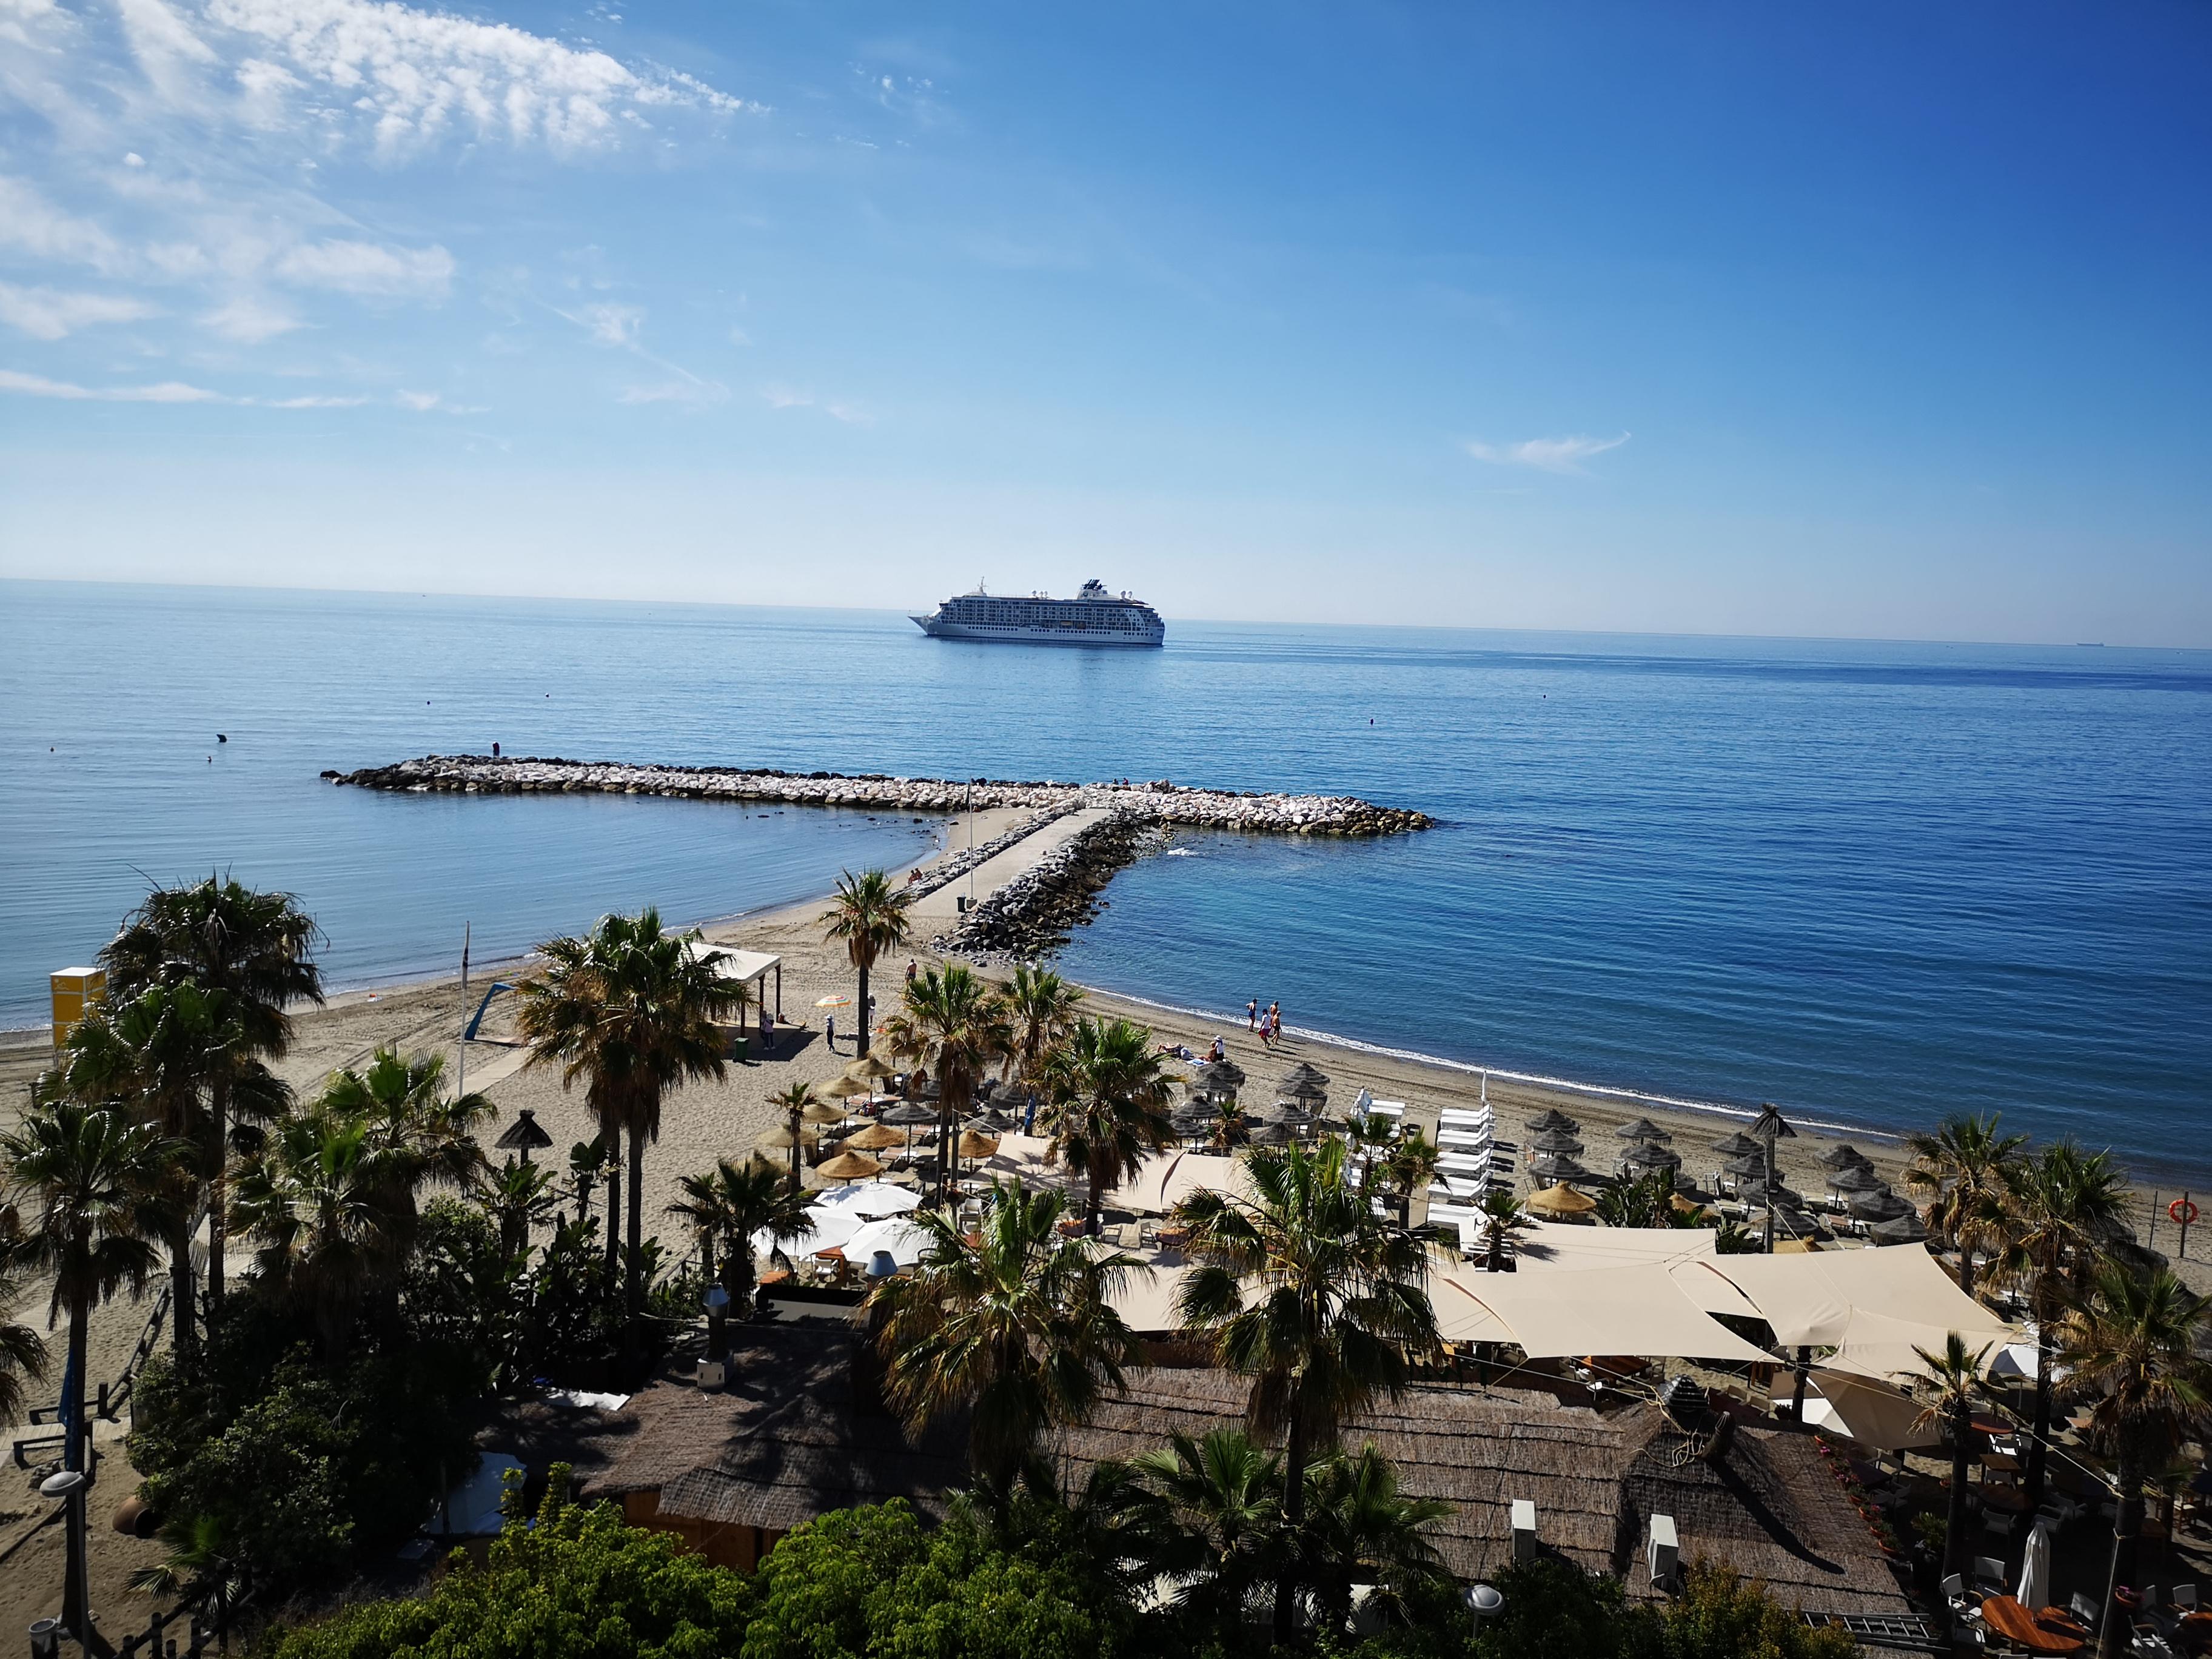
left=1, top=0, right=2207, bottom=643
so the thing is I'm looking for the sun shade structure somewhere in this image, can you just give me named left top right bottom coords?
left=1524, top=1108, right=1580, bottom=1134
left=681, top=940, right=785, bottom=1023
left=1751, top=1104, right=1796, bottom=1142
left=1826, top=1163, right=1887, bottom=1193
left=1529, top=1154, right=1591, bottom=1182
left=1846, top=1189, right=1912, bottom=1222
left=755, top=1124, right=816, bottom=1151
left=1675, top=1244, right=2017, bottom=1351
left=1510, top=1221, right=1717, bottom=1272
left=1868, top=1212, right=1928, bottom=1245
left=1711, top=1131, right=1763, bottom=1159
left=1817, top=1144, right=1875, bottom=1172
left=843, top=1216, right=933, bottom=1269
left=752, top=1209, right=863, bottom=1261
left=845, top=1053, right=897, bottom=1082
left=955, top=1130, right=1000, bottom=1161
left=1432, top=1264, right=1775, bottom=1364
left=1188, top=1059, right=1246, bottom=1094
left=1614, top=1118, right=1671, bottom=1142
left=816, top=1149, right=885, bottom=1182
left=881, top=1099, right=937, bottom=1127
left=1819, top=1307, right=2014, bottom=1387
left=1621, top=1142, right=1681, bottom=1170
left=824, top=1074, right=872, bottom=1100
left=1800, top=1370, right=1939, bottom=1452
left=1525, top=1181, right=1598, bottom=1216
left=803, top=1098, right=851, bottom=1122
left=1529, top=1128, right=1586, bottom=1155
left=845, top=1122, right=905, bottom=1152
left=811, top=1181, right=922, bottom=1220
left=494, top=1109, right=555, bottom=1156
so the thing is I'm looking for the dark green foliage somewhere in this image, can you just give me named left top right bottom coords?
left=1460, top=1558, right=1854, bottom=1659
left=259, top=1466, right=756, bottom=1659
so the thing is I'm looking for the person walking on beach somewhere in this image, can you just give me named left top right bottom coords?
left=1267, top=1002, right=1281, bottom=1044
left=825, top=1011, right=837, bottom=1051
left=1247, top=998, right=1259, bottom=1031
left=907, top=959, right=919, bottom=985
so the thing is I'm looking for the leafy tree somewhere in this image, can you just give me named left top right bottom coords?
left=1381, top=1131, right=1443, bottom=1226
left=2061, top=1264, right=2212, bottom=1659
left=1473, top=1189, right=1527, bottom=1273
left=261, top=1464, right=756, bottom=1659
left=1116, top=1427, right=1287, bottom=1644
left=1999, top=1139, right=2128, bottom=1510
left=519, top=910, right=743, bottom=1335
left=1173, top=1136, right=1438, bottom=1640
left=1038, top=1016, right=1176, bottom=1235
left=481, top=1156, right=557, bottom=1262
left=882, top=964, right=1012, bottom=1202
left=1467, top=1556, right=1631, bottom=1659
left=1594, top=1168, right=1676, bottom=1232
left=1000, top=964, right=1087, bottom=1096
left=765, top=1080, right=823, bottom=1193
left=819, top=868, right=915, bottom=1057
left=669, top=1155, right=813, bottom=1358
left=1905, top=1333, right=1997, bottom=1580
left=322, top=1047, right=493, bottom=1250
left=867, top=1181, right=1138, bottom=1490
left=100, top=874, right=324, bottom=1314
left=516, top=1216, right=624, bottom=1381
left=1, top=1101, right=175, bottom=1470
left=1901, top=1111, right=2024, bottom=1301
left=1297, top=1444, right=1453, bottom=1637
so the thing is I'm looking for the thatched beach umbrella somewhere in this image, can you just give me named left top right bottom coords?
left=1622, top=1141, right=1681, bottom=1172
left=882, top=1099, right=937, bottom=1127
left=956, top=1129, right=1000, bottom=1161
left=803, top=1098, right=850, bottom=1124
left=1737, top=1179, right=1804, bottom=1210
left=825, top=1074, right=871, bottom=1101
left=1722, top=1153, right=1769, bottom=1181
left=817, top=1148, right=885, bottom=1183
left=846, top=1053, right=897, bottom=1083
left=1817, top=1143, right=1874, bottom=1172
left=1525, top=1108, right=1580, bottom=1134
left=756, top=1123, right=816, bottom=1151
left=1848, top=1188, right=1912, bottom=1223
left=1526, top=1182, right=1598, bottom=1217
left=846, top=1122, right=905, bottom=1153
left=1711, top=1131, right=1763, bottom=1159
left=1869, top=1211, right=1928, bottom=1245
left=1278, top=1064, right=1330, bottom=1105
left=1614, top=1117, right=1671, bottom=1144
left=1827, top=1164, right=1886, bottom=1195
left=494, top=1109, right=555, bottom=1165
left=1190, top=1059, right=1247, bottom=1096
left=1529, top=1128, right=1586, bottom=1156
left=1530, top=1154, right=1590, bottom=1184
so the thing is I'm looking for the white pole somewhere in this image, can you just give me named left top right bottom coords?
left=457, top=922, right=471, bottom=1098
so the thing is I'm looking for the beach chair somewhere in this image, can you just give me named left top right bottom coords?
left=1973, top=1557, right=2009, bottom=1597
left=2173, top=1586, right=2199, bottom=1612
left=2071, top=1593, right=2103, bottom=1632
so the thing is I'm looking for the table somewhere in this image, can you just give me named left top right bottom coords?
left=1979, top=1597, right=2087, bottom=1654
left=2178, top=1612, right=2212, bottom=1655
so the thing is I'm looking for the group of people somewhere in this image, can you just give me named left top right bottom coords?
left=1246, top=997, right=1284, bottom=1045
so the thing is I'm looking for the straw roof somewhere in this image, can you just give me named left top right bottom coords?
left=846, top=1054, right=897, bottom=1082
left=803, top=1099, right=851, bottom=1122
left=956, top=1130, right=1000, bottom=1160
left=882, top=1100, right=937, bottom=1126
left=1816, top=1144, right=1874, bottom=1171
left=494, top=1109, right=555, bottom=1153
left=1826, top=1164, right=1886, bottom=1194
left=824, top=1075, right=872, bottom=1100
left=1526, top=1182, right=1598, bottom=1216
left=1524, top=1108, right=1580, bottom=1133
left=1528, top=1128, right=1586, bottom=1155
left=817, top=1149, right=885, bottom=1182
left=756, top=1124, right=816, bottom=1151
left=1711, top=1131, right=1762, bottom=1158
left=845, top=1122, right=905, bottom=1152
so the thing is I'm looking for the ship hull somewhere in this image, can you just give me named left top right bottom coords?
left=910, top=616, right=1163, bottom=648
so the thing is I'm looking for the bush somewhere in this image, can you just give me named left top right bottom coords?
left=1457, top=1558, right=1853, bottom=1659
left=260, top=1466, right=755, bottom=1659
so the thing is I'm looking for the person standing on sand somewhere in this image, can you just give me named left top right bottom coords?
left=826, top=1011, right=837, bottom=1051
left=1247, top=999, right=1258, bottom=1031
left=907, top=959, right=919, bottom=985
left=1267, top=1002, right=1281, bottom=1043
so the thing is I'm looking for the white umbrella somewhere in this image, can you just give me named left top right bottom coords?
left=2016, top=1517, right=2053, bottom=1612
left=752, top=1210, right=862, bottom=1260
left=811, top=1180, right=923, bottom=1220
left=845, top=1217, right=935, bottom=1269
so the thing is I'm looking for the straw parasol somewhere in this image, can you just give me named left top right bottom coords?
left=1530, top=1154, right=1590, bottom=1184
left=803, top=1098, right=850, bottom=1124
left=882, top=1100, right=937, bottom=1127
left=1869, top=1211, right=1928, bottom=1244
left=1190, top=1059, right=1247, bottom=1096
left=1737, top=1179, right=1803, bottom=1209
left=1278, top=1063, right=1330, bottom=1104
left=1526, top=1182, right=1598, bottom=1217
left=1621, top=1141, right=1681, bottom=1171
left=756, top=1123, right=816, bottom=1151
left=494, top=1109, right=555, bottom=1161
left=817, top=1148, right=885, bottom=1182
left=1721, top=1153, right=1769, bottom=1180
left=1524, top=1108, right=1580, bottom=1134
left=846, top=1122, right=905, bottom=1153
left=1614, top=1117, right=1670, bottom=1143
left=846, top=1053, right=897, bottom=1082
left=1848, top=1188, right=1912, bottom=1223
left=956, top=1129, right=1000, bottom=1161
left=1827, top=1164, right=1886, bottom=1195
left=1669, top=1191, right=1707, bottom=1218
left=1817, top=1143, right=1874, bottom=1171
left=825, top=1074, right=872, bottom=1101
left=1711, top=1131, right=1763, bottom=1159
left=1529, top=1128, right=1586, bottom=1156
left=1750, top=1103, right=1797, bottom=1145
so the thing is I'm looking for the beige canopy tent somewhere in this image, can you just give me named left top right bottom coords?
left=1800, top=1369, right=1940, bottom=1452
left=1674, top=1244, right=2016, bottom=1350
left=1430, top=1263, right=1774, bottom=1363
left=1510, top=1221, right=1717, bottom=1271
left=682, top=941, right=783, bottom=1022
left=1105, top=1259, right=1193, bottom=1334
left=1817, top=1307, right=2016, bottom=1387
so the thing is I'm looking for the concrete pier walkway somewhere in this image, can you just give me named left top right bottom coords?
left=907, top=807, right=1119, bottom=922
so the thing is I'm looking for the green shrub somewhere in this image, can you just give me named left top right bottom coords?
left=260, top=1466, right=755, bottom=1659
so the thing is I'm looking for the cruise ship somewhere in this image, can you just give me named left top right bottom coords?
left=910, top=580, right=1165, bottom=648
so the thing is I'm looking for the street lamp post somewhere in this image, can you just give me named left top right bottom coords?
left=40, top=1469, right=90, bottom=1647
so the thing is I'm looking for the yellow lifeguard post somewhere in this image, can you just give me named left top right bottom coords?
left=51, top=966, right=106, bottom=1051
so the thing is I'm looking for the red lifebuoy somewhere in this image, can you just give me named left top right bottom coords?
left=2170, top=1198, right=2198, bottom=1227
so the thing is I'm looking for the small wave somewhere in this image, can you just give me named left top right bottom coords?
left=1164, top=848, right=1196, bottom=857
left=1077, top=982, right=1901, bottom=1144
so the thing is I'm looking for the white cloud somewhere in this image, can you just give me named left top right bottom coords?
left=265, top=391, right=370, bottom=406
left=0, top=367, right=219, bottom=401
left=1464, top=432, right=1630, bottom=474
left=578, top=301, right=642, bottom=346
left=619, top=378, right=726, bottom=406
left=395, top=389, right=440, bottom=410
left=759, top=383, right=873, bottom=424
left=0, top=175, right=126, bottom=272
left=274, top=238, right=454, bottom=298
left=0, top=282, right=159, bottom=339
left=200, top=293, right=300, bottom=340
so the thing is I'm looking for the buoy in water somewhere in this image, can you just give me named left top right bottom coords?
left=217, top=733, right=227, bottom=742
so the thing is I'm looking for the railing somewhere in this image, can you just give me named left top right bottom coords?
left=12, top=1285, right=170, bottom=1470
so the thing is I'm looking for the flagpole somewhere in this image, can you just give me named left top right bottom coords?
left=458, top=922, right=472, bottom=1098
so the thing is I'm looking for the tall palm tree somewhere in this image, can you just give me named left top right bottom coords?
left=1381, top=1131, right=1442, bottom=1225
left=668, top=1156, right=813, bottom=1359
left=481, top=1157, right=558, bottom=1261
left=1, top=1102, right=175, bottom=1472
left=229, top=1105, right=412, bottom=1358
left=866, top=1181, right=1139, bottom=1490
left=2060, top=1265, right=2212, bottom=1659
left=1344, top=1113, right=1398, bottom=1198
left=40, top=982, right=278, bottom=1368
left=882, top=965, right=1011, bottom=1203
left=1595, top=1167, right=1675, bottom=1231
left=1297, top=1444, right=1453, bottom=1637
left=2000, top=1141, right=2128, bottom=1512
left=0, top=1232, right=51, bottom=1429
left=1173, top=1136, right=1439, bottom=1640
left=517, top=910, right=742, bottom=1331
left=819, top=870, right=913, bottom=1057
left=1037, top=1016, right=1175, bottom=1236
left=1473, top=1188, right=1527, bottom=1273
left=1902, top=1113, right=2026, bottom=1300
left=765, top=1081, right=823, bottom=1193
left=1118, top=1427, right=1287, bottom=1644
left=1905, top=1333, right=1997, bottom=1581
left=320, top=1046, right=492, bottom=1259
left=100, top=875, right=323, bottom=1312
left=1000, top=965, right=1086, bottom=1099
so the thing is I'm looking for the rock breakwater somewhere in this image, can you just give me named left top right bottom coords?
left=932, top=811, right=1159, bottom=963
left=327, top=756, right=1434, bottom=837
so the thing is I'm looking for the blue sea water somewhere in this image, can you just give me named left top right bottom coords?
left=5, top=580, right=2210, bottom=1179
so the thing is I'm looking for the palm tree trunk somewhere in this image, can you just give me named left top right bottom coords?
left=789, top=1106, right=803, bottom=1195
left=169, top=1214, right=199, bottom=1372
left=604, top=1162, right=621, bottom=1284
left=1956, top=1219, right=1976, bottom=1299
left=723, top=1246, right=751, bottom=1358
left=625, top=1126, right=646, bottom=1324
left=2025, top=1326, right=2053, bottom=1515
left=856, top=958, right=871, bottom=1056
left=1944, top=1395, right=1972, bottom=1580
left=207, top=1076, right=229, bottom=1311
left=1276, top=1408, right=1308, bottom=1643
left=1088, top=1168, right=1105, bottom=1238
left=2100, top=1445, right=2146, bottom=1659
left=64, top=1290, right=90, bottom=1474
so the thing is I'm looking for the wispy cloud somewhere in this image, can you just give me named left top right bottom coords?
left=274, top=239, right=454, bottom=300
left=0, top=281, right=159, bottom=339
left=1464, top=432, right=1630, bottom=474
left=0, top=367, right=220, bottom=401
left=199, top=293, right=301, bottom=341
left=760, top=383, right=874, bottom=424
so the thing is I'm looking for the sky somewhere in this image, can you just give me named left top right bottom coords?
left=0, top=0, right=2208, bottom=645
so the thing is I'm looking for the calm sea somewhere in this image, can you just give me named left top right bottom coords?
left=5, top=581, right=2209, bottom=1180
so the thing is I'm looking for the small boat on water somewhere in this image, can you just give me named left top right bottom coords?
left=911, top=579, right=1165, bottom=648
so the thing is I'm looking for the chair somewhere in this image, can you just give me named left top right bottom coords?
left=1942, top=1574, right=1976, bottom=1618
left=1974, top=1557, right=2009, bottom=1596
left=2070, top=1593, right=2102, bottom=1632
left=2173, top=1586, right=2199, bottom=1612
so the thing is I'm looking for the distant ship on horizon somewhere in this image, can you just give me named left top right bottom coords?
left=911, top=579, right=1165, bottom=648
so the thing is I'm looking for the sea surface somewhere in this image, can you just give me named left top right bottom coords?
left=5, top=581, right=2210, bottom=1181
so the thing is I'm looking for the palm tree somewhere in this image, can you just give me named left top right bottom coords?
left=565, top=1138, right=609, bottom=1228
left=518, top=910, right=743, bottom=1332
left=1473, top=1188, right=1527, bottom=1272
left=1344, top=1113, right=1398, bottom=1198
left=1000, top=965, right=1086, bottom=1099
left=1, top=1101, right=175, bottom=1472
left=2000, top=1141, right=2128, bottom=1511
left=1902, top=1113, right=2025, bottom=1300
left=1381, top=1131, right=1441, bottom=1225
left=100, top=875, right=323, bottom=1312
left=1905, top=1333, right=1997, bottom=1581
left=765, top=1081, right=823, bottom=1193
left=1173, top=1136, right=1438, bottom=1639
left=129, top=1513, right=247, bottom=1626
left=2060, top=1265, right=2212, bottom=1659
left=866, top=1181, right=1139, bottom=1490
left=1119, top=1427, right=1287, bottom=1644
left=1595, top=1167, right=1675, bottom=1230
left=229, top=1105, right=411, bottom=1358
left=1037, top=1016, right=1175, bottom=1236
left=881, top=965, right=1011, bottom=1203
left=0, top=1233, right=51, bottom=1429
left=40, top=982, right=277, bottom=1368
left=1298, top=1444, right=1453, bottom=1637
left=481, top=1157, right=557, bottom=1261
left=669, top=1157, right=813, bottom=1359
left=320, top=1046, right=491, bottom=1258
left=819, top=870, right=913, bottom=1057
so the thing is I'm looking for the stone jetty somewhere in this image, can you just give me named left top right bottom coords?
left=930, top=810, right=1159, bottom=962
left=326, top=756, right=1435, bottom=837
